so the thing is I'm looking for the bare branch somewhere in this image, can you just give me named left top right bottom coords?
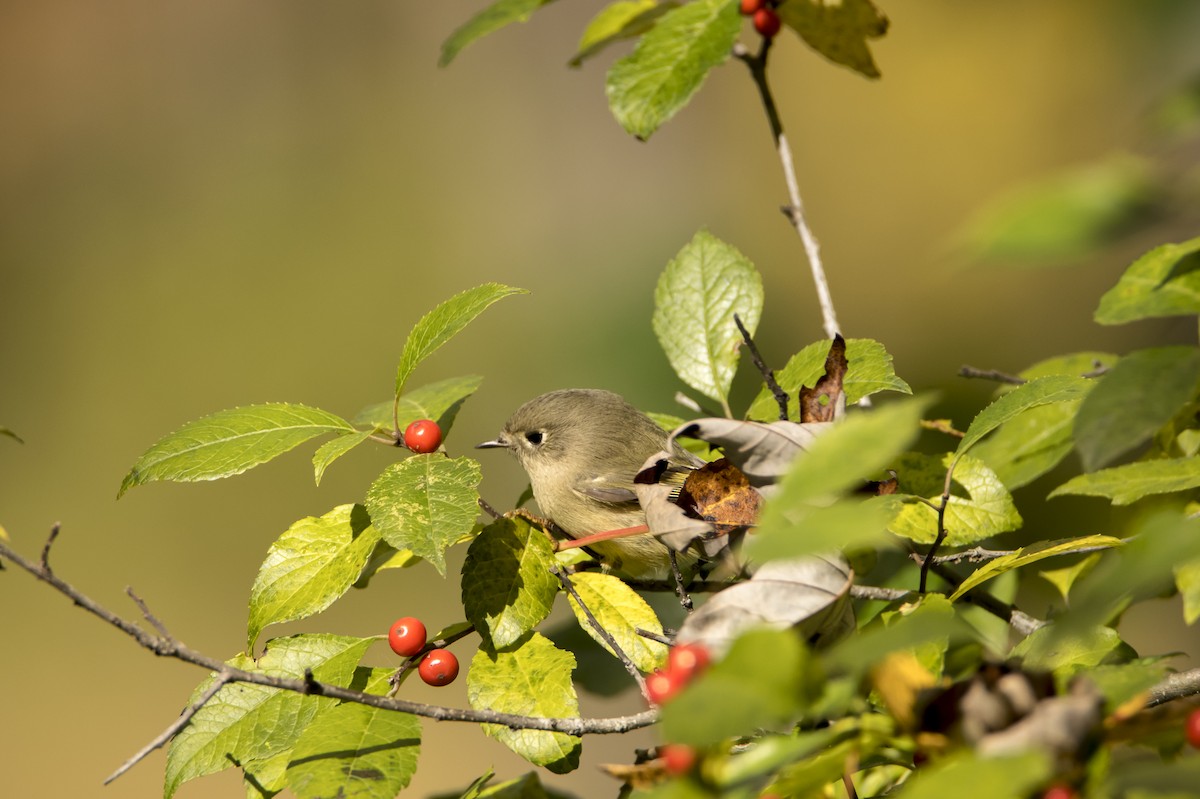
left=41, top=522, right=61, bottom=574
left=126, top=587, right=173, bottom=640
left=958, top=365, right=1025, bottom=384
left=734, top=313, right=788, bottom=421
left=1147, top=667, right=1200, bottom=707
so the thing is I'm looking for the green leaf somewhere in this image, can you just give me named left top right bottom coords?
left=247, top=505, right=381, bottom=651
left=440, top=1, right=557, bottom=67
left=1095, top=236, right=1200, bottom=324
left=824, top=595, right=972, bottom=679
left=570, top=1, right=675, bottom=67
left=888, top=454, right=1022, bottom=546
left=364, top=455, right=482, bottom=576
left=971, top=401, right=1081, bottom=490
left=565, top=572, right=669, bottom=672
left=243, top=751, right=289, bottom=798
left=119, top=404, right=354, bottom=497
left=476, top=772, right=570, bottom=798
left=394, top=284, right=526, bottom=397
left=1177, top=557, right=1200, bottom=624
left=1086, top=660, right=1170, bottom=712
left=746, top=338, right=911, bottom=421
left=662, top=629, right=817, bottom=746
left=165, top=634, right=373, bottom=799
left=776, top=0, right=889, bottom=79
left=312, top=430, right=374, bottom=486
left=1039, top=552, right=1102, bottom=603
left=955, top=153, right=1157, bottom=263
left=461, top=516, right=560, bottom=649
left=948, top=535, right=1123, bottom=602
left=467, top=633, right=581, bottom=773
left=1074, top=346, right=1200, bottom=471
left=355, top=374, right=484, bottom=434
left=285, top=701, right=420, bottom=799
left=1050, top=457, right=1200, bottom=505
left=605, top=0, right=740, bottom=140
left=748, top=498, right=896, bottom=564
left=652, top=230, right=763, bottom=412
left=890, top=752, right=1051, bottom=799
left=956, top=374, right=1095, bottom=457
left=1009, top=624, right=1131, bottom=673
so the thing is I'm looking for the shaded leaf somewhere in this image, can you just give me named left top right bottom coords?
left=746, top=338, right=910, bottom=422
left=891, top=752, right=1051, bottom=799
left=364, top=455, right=482, bottom=576
left=394, top=283, right=526, bottom=397
left=353, top=541, right=420, bottom=588
left=286, top=700, right=420, bottom=799
left=672, top=417, right=827, bottom=487
left=888, top=454, right=1022, bottom=546
left=570, top=1, right=676, bottom=67
left=120, top=404, right=353, bottom=497
left=476, top=772, right=572, bottom=798
left=565, top=572, right=669, bottom=672
left=355, top=375, right=484, bottom=435
left=1177, top=557, right=1200, bottom=624
left=248, top=504, right=381, bottom=651
left=948, top=535, right=1123, bottom=602
left=1039, top=553, right=1102, bottom=603
left=956, top=374, right=1094, bottom=457
left=652, top=230, right=763, bottom=410
left=165, top=635, right=372, bottom=799
left=825, top=595, right=974, bottom=679
left=776, top=0, right=889, bottom=79
left=440, top=1, right=558, bottom=67
left=1050, top=456, right=1200, bottom=505
left=1074, top=346, right=1200, bottom=471
left=606, top=0, right=741, bottom=140
left=312, top=430, right=374, bottom=486
left=747, top=497, right=896, bottom=563
left=461, top=516, right=560, bottom=649
left=1010, top=625, right=1132, bottom=674
left=1095, top=235, right=1200, bottom=324
left=467, top=634, right=581, bottom=773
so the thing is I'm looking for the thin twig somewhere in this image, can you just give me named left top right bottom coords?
left=734, top=41, right=841, bottom=341
left=734, top=313, right=788, bottom=421
left=918, top=462, right=956, bottom=593
left=552, top=566, right=649, bottom=699
left=668, top=550, right=693, bottom=612
left=126, top=587, right=172, bottom=640
left=635, top=627, right=673, bottom=646
left=41, top=522, right=61, bottom=574
left=958, top=366, right=1025, bottom=385
left=389, top=624, right=477, bottom=695
left=477, top=496, right=502, bottom=520
left=105, top=671, right=232, bottom=784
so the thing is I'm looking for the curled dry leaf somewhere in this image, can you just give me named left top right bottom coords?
left=798, top=333, right=848, bottom=423
left=634, top=453, right=724, bottom=555
left=670, top=418, right=832, bottom=488
left=677, top=458, right=763, bottom=535
left=674, top=554, right=855, bottom=657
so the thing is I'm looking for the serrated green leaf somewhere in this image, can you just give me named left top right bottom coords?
left=776, top=0, right=889, bottom=79
left=662, top=628, right=817, bottom=746
left=888, top=454, right=1022, bottom=546
left=461, top=517, right=560, bottom=649
left=1096, top=235, right=1200, bottom=324
left=248, top=505, right=381, bottom=651
left=355, top=374, right=484, bottom=435
left=394, top=284, right=526, bottom=398
left=948, top=535, right=1123, bottom=602
left=120, top=404, right=354, bottom=497
left=605, top=0, right=740, bottom=140
left=652, top=230, right=763, bottom=412
left=165, top=634, right=372, bottom=799
left=1039, top=552, right=1101, bottom=603
left=1074, top=346, right=1200, bottom=471
left=957, top=374, right=1094, bottom=457
left=565, top=572, right=668, bottom=672
left=746, top=338, right=911, bottom=422
left=440, top=0, right=557, bottom=67
left=285, top=701, right=420, bottom=799
left=1177, top=557, right=1200, bottom=624
left=243, top=751, right=289, bottom=798
left=571, top=1, right=675, bottom=67
left=1050, top=457, right=1200, bottom=505
left=956, top=153, right=1156, bottom=263
left=312, top=430, right=373, bottom=486
left=467, top=633, right=581, bottom=773
left=890, top=752, right=1051, bottom=799
left=364, top=455, right=482, bottom=576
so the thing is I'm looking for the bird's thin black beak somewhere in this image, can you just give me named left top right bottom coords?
left=475, top=436, right=508, bottom=450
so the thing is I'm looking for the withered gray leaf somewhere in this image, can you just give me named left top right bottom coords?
left=671, top=418, right=832, bottom=487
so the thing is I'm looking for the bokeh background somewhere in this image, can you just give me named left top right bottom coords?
left=3, top=1, right=1200, bottom=797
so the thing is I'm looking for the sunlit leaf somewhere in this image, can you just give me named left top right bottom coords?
left=888, top=454, right=1022, bottom=546
left=312, top=430, right=373, bottom=486
left=776, top=0, right=889, bottom=79
left=956, top=375, right=1094, bottom=457
left=440, top=0, right=558, bottom=67
left=565, top=572, right=668, bottom=672
left=461, top=516, right=560, bottom=649
left=1050, top=457, right=1200, bottom=505
left=1177, top=557, right=1200, bottom=624
left=1039, top=553, right=1101, bottom=603
left=355, top=375, right=484, bottom=436
left=1095, top=235, right=1200, bottom=324
left=890, top=752, right=1051, bottom=799
left=570, top=1, right=677, bottom=67
left=948, top=535, right=1123, bottom=602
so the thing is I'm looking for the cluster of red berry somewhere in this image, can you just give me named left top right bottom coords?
left=388, top=616, right=459, bottom=686
left=645, top=643, right=712, bottom=775
left=740, top=0, right=781, bottom=39
left=402, top=419, right=442, bottom=453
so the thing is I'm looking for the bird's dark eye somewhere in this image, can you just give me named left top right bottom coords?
left=525, top=431, right=544, bottom=445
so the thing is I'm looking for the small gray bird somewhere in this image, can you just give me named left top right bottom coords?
left=476, top=388, right=702, bottom=578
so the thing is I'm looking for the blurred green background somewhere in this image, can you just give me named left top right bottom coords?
left=3, top=1, right=1200, bottom=797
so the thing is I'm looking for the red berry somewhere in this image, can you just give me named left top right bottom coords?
left=418, top=648, right=459, bottom=686
left=1042, top=786, right=1078, bottom=799
left=645, top=670, right=680, bottom=705
left=753, top=8, right=781, bottom=38
left=667, top=643, right=710, bottom=684
left=1187, top=707, right=1200, bottom=749
left=739, top=0, right=765, bottom=15
left=404, top=419, right=442, bottom=453
left=660, top=743, right=696, bottom=775
left=387, top=616, right=427, bottom=658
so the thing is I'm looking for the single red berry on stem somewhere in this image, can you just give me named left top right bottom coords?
left=404, top=419, right=442, bottom=453
left=739, top=0, right=765, bottom=16
left=660, top=743, right=697, bottom=775
left=387, top=616, right=427, bottom=658
left=418, top=648, right=459, bottom=686
left=645, top=670, right=679, bottom=705
left=1186, top=707, right=1200, bottom=749
left=753, top=7, right=781, bottom=38
left=667, top=643, right=710, bottom=684
left=1042, top=786, right=1078, bottom=799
